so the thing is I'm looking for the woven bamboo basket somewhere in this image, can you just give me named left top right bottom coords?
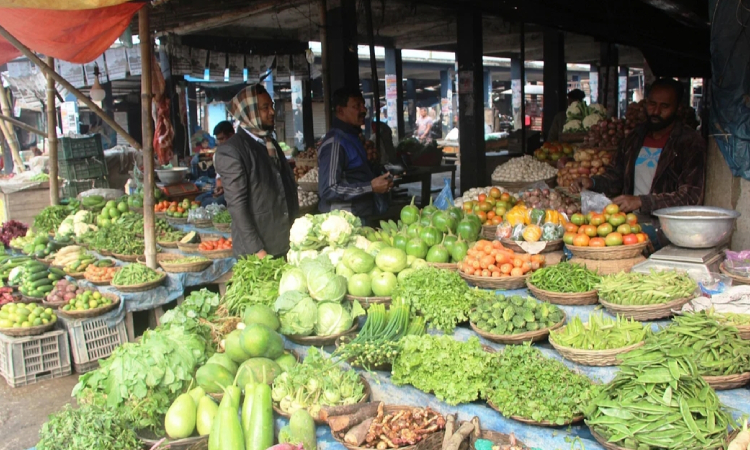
left=490, top=176, right=557, bottom=192
left=560, top=132, right=587, bottom=143
left=99, top=249, right=113, bottom=256
left=298, top=181, right=319, bottom=192
left=35, top=256, right=53, bottom=266
left=112, top=272, right=167, bottom=293
left=155, top=212, right=166, bottom=219
left=57, top=293, right=120, bottom=319
left=0, top=320, right=56, bottom=337
left=736, top=324, right=750, bottom=340
left=20, top=294, right=45, bottom=303
left=199, top=233, right=222, bottom=242
left=469, top=312, right=566, bottom=344
left=84, top=272, right=114, bottom=286
left=199, top=248, right=233, bottom=260
left=500, top=238, right=565, bottom=254
left=177, top=242, right=200, bottom=253
left=426, top=262, right=458, bottom=271
left=334, top=336, right=392, bottom=372
left=590, top=428, right=631, bottom=450
left=526, top=282, right=599, bottom=306
left=549, top=334, right=645, bottom=366
left=487, top=400, right=583, bottom=427
left=156, top=239, right=179, bottom=249
left=331, top=405, right=444, bottom=450
left=112, top=252, right=141, bottom=263
left=568, top=256, right=646, bottom=275
left=138, top=433, right=208, bottom=450
left=191, top=219, right=213, bottom=228
left=284, top=321, right=359, bottom=346
left=167, top=217, right=188, bottom=225
left=481, top=224, right=498, bottom=240
left=418, top=424, right=526, bottom=450
left=274, top=374, right=370, bottom=425
left=566, top=241, right=649, bottom=261
left=344, top=294, right=391, bottom=309
left=598, top=296, right=692, bottom=321
left=459, top=271, right=529, bottom=290
left=702, top=372, right=750, bottom=390
left=719, top=262, right=750, bottom=285
left=213, top=222, right=231, bottom=232
left=157, top=254, right=212, bottom=273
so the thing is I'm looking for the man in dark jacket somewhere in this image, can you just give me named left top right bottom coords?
left=570, top=78, right=706, bottom=214
left=215, top=84, right=299, bottom=258
left=318, top=87, right=392, bottom=220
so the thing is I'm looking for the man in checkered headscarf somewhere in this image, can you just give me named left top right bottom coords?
left=214, top=84, right=299, bottom=259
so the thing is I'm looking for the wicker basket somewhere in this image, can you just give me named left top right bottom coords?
left=111, top=272, right=167, bottom=293
left=138, top=433, right=208, bottom=450
left=156, top=240, right=179, bottom=249
left=344, top=294, right=391, bottom=309
left=99, top=249, right=113, bottom=257
left=213, top=222, right=231, bottom=233
left=284, top=321, right=359, bottom=346
left=167, top=217, right=188, bottom=225
left=590, top=428, right=631, bottom=450
left=736, top=324, right=750, bottom=340
left=83, top=272, right=114, bottom=286
left=566, top=241, right=649, bottom=261
left=481, top=224, right=498, bottom=240
left=331, top=405, right=443, bottom=450
left=57, top=294, right=120, bottom=319
left=501, top=238, right=564, bottom=254
left=0, top=320, right=56, bottom=337
left=155, top=211, right=166, bottom=219
left=426, top=262, right=458, bottom=271
left=274, top=374, right=370, bottom=425
left=549, top=334, right=645, bottom=366
left=702, top=372, right=750, bottom=390
left=112, top=252, right=141, bottom=263
left=298, top=181, right=318, bottom=192
left=490, top=176, right=557, bottom=192
left=469, top=312, right=566, bottom=344
left=177, top=242, right=200, bottom=254
left=199, top=248, right=233, bottom=260
left=487, top=400, right=583, bottom=427
left=20, top=294, right=45, bottom=303
left=191, top=219, right=214, bottom=229
left=459, top=271, right=529, bottom=290
left=719, top=262, right=750, bottom=285
left=35, top=257, right=54, bottom=266
left=569, top=256, right=646, bottom=275
left=526, top=282, right=599, bottom=306
left=157, top=254, right=212, bottom=273
left=598, top=296, right=692, bottom=321
left=560, top=132, right=587, bottom=143
left=199, top=233, right=222, bottom=242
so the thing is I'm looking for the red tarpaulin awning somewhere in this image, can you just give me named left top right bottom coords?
left=0, top=2, right=144, bottom=66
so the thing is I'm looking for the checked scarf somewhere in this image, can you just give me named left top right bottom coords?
left=228, top=84, right=278, bottom=159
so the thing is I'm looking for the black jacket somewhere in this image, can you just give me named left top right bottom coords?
left=214, top=130, right=299, bottom=258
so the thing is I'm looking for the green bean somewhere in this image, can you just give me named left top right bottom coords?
left=529, top=262, right=600, bottom=293
left=595, top=269, right=697, bottom=305
left=111, top=263, right=161, bottom=286
left=550, top=313, right=651, bottom=350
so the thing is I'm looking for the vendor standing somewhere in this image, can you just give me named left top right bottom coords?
left=196, top=121, right=234, bottom=207
left=547, top=89, right=586, bottom=142
left=318, top=87, right=393, bottom=223
left=215, top=85, right=298, bottom=259
left=569, top=78, right=706, bottom=244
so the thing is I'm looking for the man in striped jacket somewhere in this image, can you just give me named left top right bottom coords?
left=318, top=87, right=393, bottom=221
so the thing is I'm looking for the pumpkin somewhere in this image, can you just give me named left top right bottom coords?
left=522, top=224, right=542, bottom=242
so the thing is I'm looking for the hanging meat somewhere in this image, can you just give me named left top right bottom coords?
left=153, top=97, right=174, bottom=165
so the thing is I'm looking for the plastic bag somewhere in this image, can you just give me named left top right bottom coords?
left=79, top=189, right=124, bottom=202
left=434, top=178, right=454, bottom=210
left=580, top=190, right=611, bottom=214
left=542, top=223, right=563, bottom=241
left=723, top=249, right=750, bottom=277
left=510, top=223, right=525, bottom=241
left=496, top=220, right=513, bottom=239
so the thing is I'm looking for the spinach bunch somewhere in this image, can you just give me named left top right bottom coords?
left=37, top=404, right=139, bottom=450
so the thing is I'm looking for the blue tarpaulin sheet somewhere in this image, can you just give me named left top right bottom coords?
left=709, top=0, right=750, bottom=179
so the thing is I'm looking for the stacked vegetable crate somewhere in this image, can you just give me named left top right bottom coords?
left=58, top=135, right=109, bottom=198
left=0, top=329, right=72, bottom=387
left=57, top=315, right=128, bottom=373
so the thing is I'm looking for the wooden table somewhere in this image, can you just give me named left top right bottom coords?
left=395, top=165, right=457, bottom=207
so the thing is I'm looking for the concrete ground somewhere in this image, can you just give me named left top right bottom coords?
left=0, top=373, right=79, bottom=450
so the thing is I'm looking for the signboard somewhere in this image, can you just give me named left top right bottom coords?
left=169, top=44, right=190, bottom=76
left=227, top=54, right=245, bottom=83
left=84, top=55, right=107, bottom=85
left=126, top=45, right=142, bottom=76
left=385, top=74, right=398, bottom=129
left=56, top=61, right=85, bottom=88
left=208, top=51, right=225, bottom=81
left=190, top=48, right=208, bottom=79
left=60, top=101, right=79, bottom=135
left=290, top=76, right=304, bottom=149
left=105, top=48, right=128, bottom=81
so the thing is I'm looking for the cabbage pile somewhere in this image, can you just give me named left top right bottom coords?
left=274, top=255, right=364, bottom=337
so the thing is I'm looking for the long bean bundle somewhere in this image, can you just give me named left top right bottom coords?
left=596, top=269, right=697, bottom=305
left=529, top=262, right=600, bottom=293
left=550, top=313, right=651, bottom=350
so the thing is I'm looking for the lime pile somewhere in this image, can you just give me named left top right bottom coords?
left=62, top=290, right=113, bottom=311
left=0, top=302, right=57, bottom=328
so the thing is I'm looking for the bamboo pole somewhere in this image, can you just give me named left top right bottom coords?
left=363, top=0, right=380, bottom=156
left=158, top=0, right=304, bottom=35
left=140, top=7, right=157, bottom=270
left=319, top=0, right=331, bottom=130
left=0, top=83, right=25, bottom=172
left=46, top=56, right=59, bottom=206
left=0, top=114, right=45, bottom=137
left=0, top=24, right=141, bottom=150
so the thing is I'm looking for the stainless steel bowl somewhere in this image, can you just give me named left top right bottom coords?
left=155, top=168, right=188, bottom=185
left=653, top=206, right=740, bottom=248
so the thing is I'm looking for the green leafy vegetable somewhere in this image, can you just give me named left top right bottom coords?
left=529, top=262, right=600, bottom=293
left=37, top=404, right=139, bottom=450
left=274, top=290, right=317, bottom=336
left=34, top=205, right=76, bottom=233
left=224, top=255, right=287, bottom=313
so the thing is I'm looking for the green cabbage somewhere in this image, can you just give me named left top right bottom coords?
left=273, top=291, right=317, bottom=336
left=279, top=268, right=308, bottom=294
left=308, top=270, right=347, bottom=302
left=314, top=301, right=364, bottom=336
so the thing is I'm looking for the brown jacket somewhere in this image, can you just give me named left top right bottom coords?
left=590, top=121, right=707, bottom=214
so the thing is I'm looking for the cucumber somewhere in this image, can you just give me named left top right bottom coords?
left=31, top=278, right=53, bottom=288
left=48, top=273, right=62, bottom=281
left=28, top=271, right=51, bottom=282
left=48, top=267, right=66, bottom=277
left=36, top=285, right=54, bottom=294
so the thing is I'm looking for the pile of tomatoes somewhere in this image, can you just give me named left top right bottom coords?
left=458, top=239, right=546, bottom=278
left=461, top=188, right=518, bottom=226
left=154, top=199, right=199, bottom=217
left=564, top=204, right=649, bottom=247
left=199, top=237, right=232, bottom=251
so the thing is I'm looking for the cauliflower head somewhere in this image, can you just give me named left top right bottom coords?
left=588, top=103, right=607, bottom=118
left=563, top=120, right=583, bottom=132
left=566, top=101, right=583, bottom=119
left=583, top=114, right=603, bottom=130
left=320, top=215, right=352, bottom=246
left=353, top=235, right=371, bottom=251
left=289, top=216, right=315, bottom=248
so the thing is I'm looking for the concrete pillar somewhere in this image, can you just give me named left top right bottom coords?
left=361, top=78, right=373, bottom=139
left=405, top=79, right=416, bottom=134
left=326, top=0, right=359, bottom=93
left=456, top=10, right=486, bottom=190
left=440, top=69, right=454, bottom=137
left=385, top=47, right=405, bottom=140
left=618, top=66, right=629, bottom=118
left=542, top=29, right=566, bottom=139
left=599, top=43, right=619, bottom=117
left=510, top=58, right=524, bottom=131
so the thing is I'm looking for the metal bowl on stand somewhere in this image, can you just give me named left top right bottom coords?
left=653, top=206, right=740, bottom=248
left=155, top=167, right=189, bottom=185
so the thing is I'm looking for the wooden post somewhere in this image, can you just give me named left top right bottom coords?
left=319, top=0, right=331, bottom=130
left=46, top=56, right=59, bottom=206
left=0, top=114, right=45, bottom=137
left=0, top=24, right=141, bottom=150
left=140, top=7, right=157, bottom=270
left=0, top=83, right=24, bottom=172
left=363, top=0, right=380, bottom=155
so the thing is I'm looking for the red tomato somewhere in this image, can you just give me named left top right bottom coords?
left=623, top=234, right=639, bottom=246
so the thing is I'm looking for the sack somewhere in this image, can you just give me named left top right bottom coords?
left=434, top=178, right=455, bottom=210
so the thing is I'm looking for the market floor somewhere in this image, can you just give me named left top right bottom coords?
left=0, top=374, right=80, bottom=450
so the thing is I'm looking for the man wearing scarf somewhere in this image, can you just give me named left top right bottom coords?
left=215, top=84, right=299, bottom=258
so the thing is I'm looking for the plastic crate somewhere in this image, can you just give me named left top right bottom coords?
left=58, top=315, right=127, bottom=373
left=59, top=135, right=104, bottom=161
left=62, top=177, right=109, bottom=198
left=0, top=329, right=72, bottom=387
left=59, top=157, right=108, bottom=180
